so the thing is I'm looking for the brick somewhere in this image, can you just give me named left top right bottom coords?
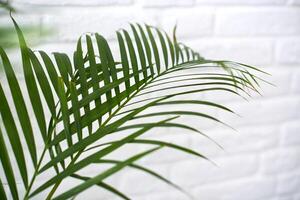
left=160, top=9, right=214, bottom=38
left=169, top=154, right=258, bottom=186
left=141, top=0, right=195, bottom=7
left=13, top=0, right=132, bottom=6
left=275, top=197, right=294, bottom=200
left=259, top=68, right=293, bottom=98
left=131, top=191, right=187, bottom=200
left=277, top=172, right=300, bottom=195
left=187, top=38, right=273, bottom=65
left=290, top=0, right=300, bottom=5
left=41, top=7, right=159, bottom=42
left=190, top=124, right=279, bottom=158
left=218, top=96, right=300, bottom=127
left=196, top=0, right=286, bottom=5
left=280, top=120, right=300, bottom=146
left=276, top=38, right=300, bottom=65
left=175, top=109, right=219, bottom=131
left=294, top=193, right=300, bottom=200
left=291, top=69, right=300, bottom=94
left=222, top=178, right=276, bottom=200
left=77, top=187, right=119, bottom=200
left=118, top=164, right=170, bottom=195
left=192, top=177, right=276, bottom=200
left=138, top=132, right=193, bottom=164
left=215, top=8, right=300, bottom=36
left=261, top=147, right=300, bottom=175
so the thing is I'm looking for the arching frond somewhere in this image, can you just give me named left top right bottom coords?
left=0, top=17, right=269, bottom=200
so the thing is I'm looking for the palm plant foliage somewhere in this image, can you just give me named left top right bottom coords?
left=0, top=16, right=269, bottom=200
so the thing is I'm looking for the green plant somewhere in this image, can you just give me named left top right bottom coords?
left=0, top=16, right=269, bottom=200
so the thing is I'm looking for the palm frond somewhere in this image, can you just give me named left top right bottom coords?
left=0, top=16, right=269, bottom=199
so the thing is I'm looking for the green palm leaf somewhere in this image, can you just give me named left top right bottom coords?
left=71, top=174, right=130, bottom=200
left=0, top=16, right=270, bottom=199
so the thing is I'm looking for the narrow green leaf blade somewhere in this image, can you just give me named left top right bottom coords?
left=155, top=27, right=169, bottom=68
left=146, top=25, right=160, bottom=74
left=29, top=49, right=56, bottom=117
left=71, top=174, right=130, bottom=200
left=131, top=139, right=209, bottom=161
left=137, top=24, right=154, bottom=75
left=11, top=15, right=47, bottom=141
left=123, top=29, right=140, bottom=87
left=0, top=47, right=37, bottom=166
left=0, top=127, right=19, bottom=200
left=39, top=51, right=60, bottom=94
left=70, top=81, right=83, bottom=140
left=86, top=35, right=102, bottom=124
left=0, top=83, right=28, bottom=188
left=57, top=77, right=72, bottom=147
left=53, top=53, right=71, bottom=86
left=130, top=24, right=148, bottom=80
left=95, top=159, right=187, bottom=196
left=95, top=33, right=113, bottom=104
left=0, top=178, right=7, bottom=200
left=75, top=37, right=92, bottom=134
left=117, top=31, right=131, bottom=97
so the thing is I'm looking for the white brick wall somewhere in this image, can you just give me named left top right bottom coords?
left=2, top=0, right=300, bottom=199
left=215, top=8, right=300, bottom=36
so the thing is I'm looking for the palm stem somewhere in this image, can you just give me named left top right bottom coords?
left=45, top=180, right=61, bottom=200
left=45, top=149, right=82, bottom=200
left=24, top=115, right=59, bottom=199
left=23, top=145, right=47, bottom=200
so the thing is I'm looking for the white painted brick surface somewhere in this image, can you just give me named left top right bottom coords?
left=276, top=38, right=300, bottom=64
left=13, top=0, right=133, bottom=6
left=277, top=172, right=300, bottom=195
left=196, top=0, right=286, bottom=5
left=188, top=38, right=273, bottom=65
left=1, top=0, right=300, bottom=199
left=216, top=8, right=300, bottom=36
left=169, top=154, right=259, bottom=186
left=261, top=147, right=300, bottom=175
left=141, top=0, right=195, bottom=7
left=161, top=9, right=214, bottom=38
left=195, top=178, right=276, bottom=200
left=281, top=120, right=300, bottom=146
left=190, top=124, right=280, bottom=158
left=290, top=0, right=300, bottom=5
left=40, top=7, right=159, bottom=42
left=294, top=193, right=300, bottom=200
left=291, top=69, right=300, bottom=93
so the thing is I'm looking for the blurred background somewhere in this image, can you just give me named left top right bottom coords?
left=1, top=0, right=300, bottom=199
